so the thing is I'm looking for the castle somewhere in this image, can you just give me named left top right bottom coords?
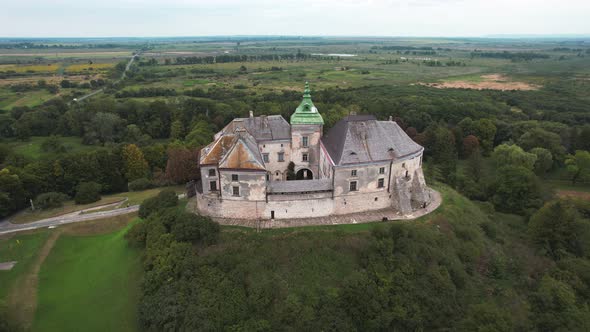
left=193, top=83, right=431, bottom=221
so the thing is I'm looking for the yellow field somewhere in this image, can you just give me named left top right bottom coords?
left=65, top=63, right=114, bottom=72
left=0, top=64, right=60, bottom=73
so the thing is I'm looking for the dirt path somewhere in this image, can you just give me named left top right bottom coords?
left=6, top=229, right=62, bottom=329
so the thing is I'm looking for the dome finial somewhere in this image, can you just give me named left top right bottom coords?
left=303, top=81, right=311, bottom=98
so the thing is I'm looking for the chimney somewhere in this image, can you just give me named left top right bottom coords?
left=389, top=116, right=393, bottom=122
left=260, top=115, right=268, bottom=128
left=249, top=111, right=254, bottom=118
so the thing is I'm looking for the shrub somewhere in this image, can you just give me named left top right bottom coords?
left=34, top=192, right=69, bottom=210
left=171, top=212, right=220, bottom=245
left=138, top=189, right=178, bottom=218
left=128, top=178, right=153, bottom=192
left=74, top=182, right=102, bottom=204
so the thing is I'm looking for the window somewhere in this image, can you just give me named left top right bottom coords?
left=402, top=163, right=406, bottom=168
left=302, top=153, right=308, bottom=162
left=232, top=186, right=240, bottom=196
left=378, top=178, right=385, bottom=188
left=302, top=136, right=309, bottom=147
left=232, top=174, right=238, bottom=181
left=379, top=167, right=385, bottom=174
left=351, top=170, right=357, bottom=177
left=349, top=181, right=358, bottom=192
left=263, top=153, right=269, bottom=163
left=208, top=169, right=216, bottom=177
left=278, top=152, right=284, bottom=162
left=209, top=181, right=217, bottom=191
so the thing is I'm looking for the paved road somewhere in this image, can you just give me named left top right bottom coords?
left=0, top=205, right=139, bottom=236
left=0, top=194, right=186, bottom=236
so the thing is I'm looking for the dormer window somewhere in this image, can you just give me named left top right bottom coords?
left=350, top=152, right=357, bottom=156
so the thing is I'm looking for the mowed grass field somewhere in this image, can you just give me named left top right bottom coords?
left=0, top=231, right=50, bottom=300
left=32, top=219, right=141, bottom=332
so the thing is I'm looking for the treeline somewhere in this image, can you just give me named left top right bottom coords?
left=0, top=139, right=201, bottom=217
left=172, top=52, right=314, bottom=65
left=0, top=42, right=144, bottom=49
left=115, top=87, right=178, bottom=98
left=471, top=50, right=550, bottom=61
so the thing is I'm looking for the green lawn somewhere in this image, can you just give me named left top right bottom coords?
left=6, top=136, right=97, bottom=159
left=0, top=231, right=50, bottom=300
left=33, top=221, right=141, bottom=332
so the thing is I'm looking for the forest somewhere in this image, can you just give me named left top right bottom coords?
left=1, top=36, right=590, bottom=331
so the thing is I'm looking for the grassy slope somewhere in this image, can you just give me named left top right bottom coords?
left=0, top=231, right=50, bottom=300
left=33, top=220, right=141, bottom=332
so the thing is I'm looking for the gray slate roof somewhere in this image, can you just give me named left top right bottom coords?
left=219, top=115, right=291, bottom=141
left=268, top=179, right=333, bottom=194
left=322, top=115, right=423, bottom=166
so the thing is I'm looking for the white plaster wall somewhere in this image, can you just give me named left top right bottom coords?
left=219, top=170, right=266, bottom=201
left=258, top=140, right=291, bottom=180
left=333, top=162, right=391, bottom=197
left=201, top=166, right=219, bottom=194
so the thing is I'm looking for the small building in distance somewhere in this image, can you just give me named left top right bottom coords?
left=192, top=82, right=432, bottom=221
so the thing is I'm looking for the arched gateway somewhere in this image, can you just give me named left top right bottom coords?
left=296, top=168, right=313, bottom=180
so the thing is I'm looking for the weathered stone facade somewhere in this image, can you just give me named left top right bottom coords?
left=191, top=83, right=432, bottom=222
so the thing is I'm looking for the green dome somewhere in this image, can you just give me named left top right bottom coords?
left=290, top=82, right=324, bottom=125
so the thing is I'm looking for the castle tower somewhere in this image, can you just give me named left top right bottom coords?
left=290, top=82, right=324, bottom=180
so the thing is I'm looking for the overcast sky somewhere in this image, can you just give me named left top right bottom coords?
left=1, top=0, right=589, bottom=38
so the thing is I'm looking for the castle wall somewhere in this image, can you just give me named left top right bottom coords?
left=219, top=170, right=266, bottom=201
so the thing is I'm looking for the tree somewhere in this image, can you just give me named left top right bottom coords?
left=286, top=162, right=296, bottom=180
left=34, top=192, right=69, bottom=209
left=40, top=135, right=66, bottom=153
left=518, top=128, right=565, bottom=162
left=171, top=212, right=220, bottom=245
left=530, top=147, right=553, bottom=176
left=185, top=121, right=214, bottom=148
left=473, top=119, right=496, bottom=154
left=491, top=144, right=536, bottom=171
left=565, top=151, right=590, bottom=184
left=492, top=166, right=542, bottom=214
left=75, top=181, right=102, bottom=204
left=425, top=124, right=457, bottom=183
left=128, top=178, right=153, bottom=191
left=530, top=275, right=590, bottom=331
left=528, top=199, right=590, bottom=259
left=462, top=135, right=480, bottom=158
left=457, top=303, right=513, bottom=332
left=123, top=124, right=151, bottom=145
left=170, top=120, right=185, bottom=140
left=122, top=144, right=149, bottom=182
left=0, top=168, right=26, bottom=217
left=138, top=189, right=178, bottom=218
left=165, top=148, right=200, bottom=184
left=84, top=112, right=125, bottom=144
